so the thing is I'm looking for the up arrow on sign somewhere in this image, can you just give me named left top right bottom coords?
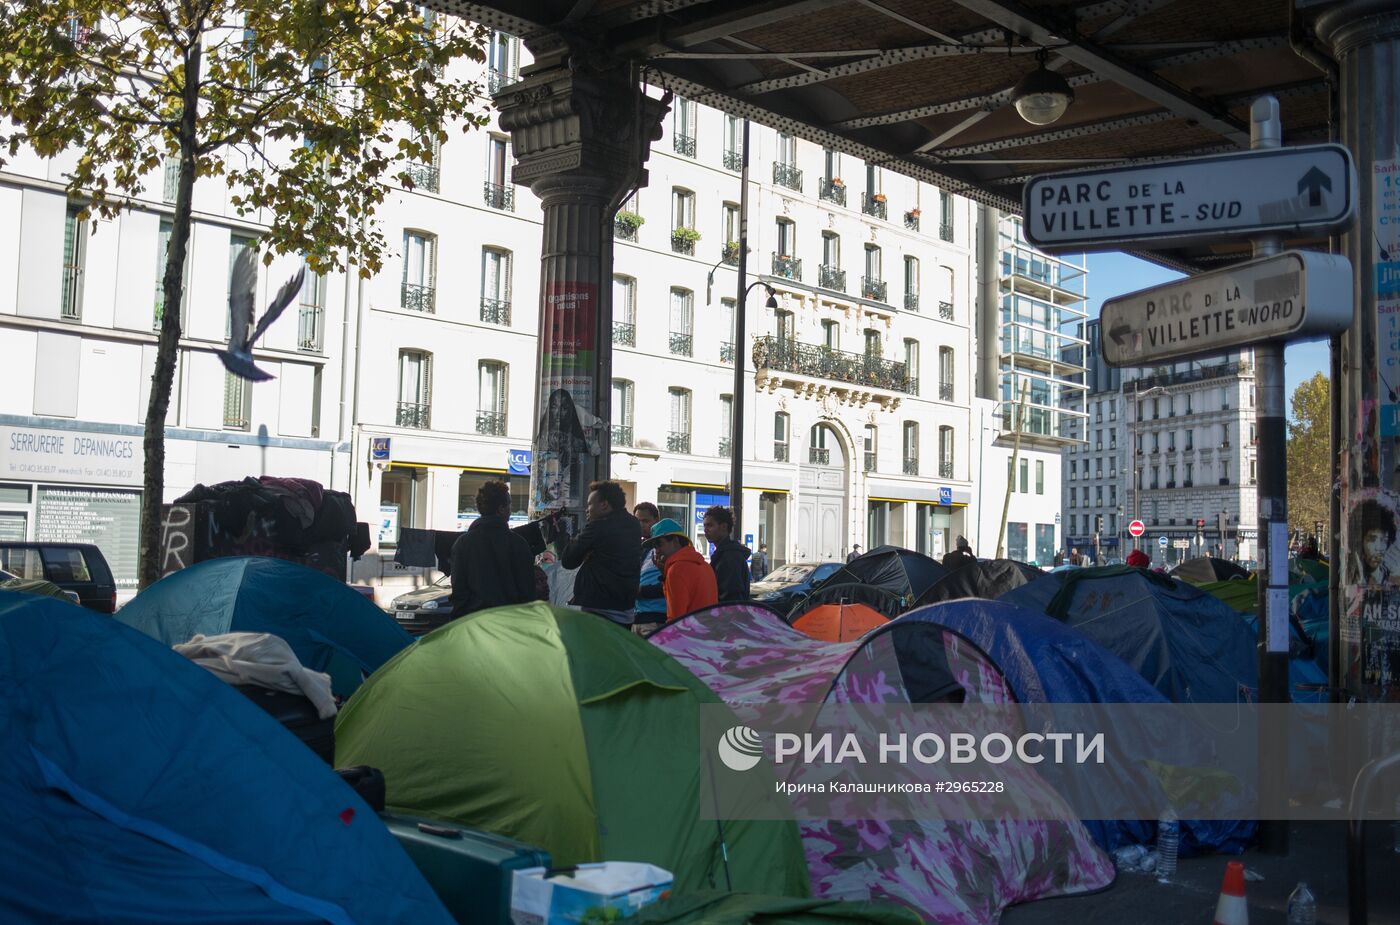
left=1297, top=166, right=1332, bottom=207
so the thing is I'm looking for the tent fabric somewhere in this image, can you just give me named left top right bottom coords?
left=0, top=591, right=453, bottom=925
left=902, top=600, right=1254, bottom=857
left=117, top=557, right=412, bottom=697
left=651, top=603, right=1114, bottom=924
left=1170, top=557, right=1251, bottom=583
left=1001, top=567, right=1258, bottom=703
left=0, top=577, right=75, bottom=603
left=634, top=891, right=923, bottom=925
left=914, top=559, right=1038, bottom=606
left=333, top=602, right=809, bottom=897
left=785, top=583, right=906, bottom=622
left=814, top=546, right=949, bottom=604
left=791, top=603, right=889, bottom=642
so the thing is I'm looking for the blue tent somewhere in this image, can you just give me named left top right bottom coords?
left=0, top=591, right=453, bottom=924
left=118, top=557, right=412, bottom=696
left=1001, top=566, right=1258, bottom=703
left=899, top=599, right=1254, bottom=856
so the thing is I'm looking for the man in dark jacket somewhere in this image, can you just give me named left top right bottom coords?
left=449, top=480, right=536, bottom=617
left=561, top=480, right=641, bottom=619
left=702, top=505, right=750, bottom=602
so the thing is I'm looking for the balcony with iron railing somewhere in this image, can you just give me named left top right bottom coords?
left=939, top=300, right=954, bottom=321
left=671, top=229, right=696, bottom=255
left=774, top=442, right=789, bottom=462
left=861, top=276, right=887, bottom=303
left=904, top=211, right=920, bottom=231
left=613, top=322, right=635, bottom=346
left=1128, top=360, right=1254, bottom=393
left=162, top=160, right=180, bottom=203
left=939, top=380, right=954, bottom=401
left=939, top=222, right=954, bottom=242
left=903, top=457, right=919, bottom=476
left=668, top=431, right=691, bottom=454
left=723, top=149, right=743, bottom=171
left=720, top=341, right=734, bottom=364
left=772, top=253, right=801, bottom=280
left=722, top=241, right=740, bottom=266
left=939, top=461, right=954, bottom=479
left=483, top=181, right=514, bottom=211
left=405, top=161, right=440, bottom=194
left=611, top=424, right=633, bottom=447
left=719, top=438, right=732, bottom=458
left=904, top=291, right=919, bottom=312
left=773, top=162, right=802, bottom=191
left=614, top=217, right=640, bottom=242
left=297, top=304, right=323, bottom=352
left=476, top=410, right=506, bottom=436
left=809, top=447, right=831, bottom=465
left=487, top=68, right=518, bottom=94
left=863, top=452, right=876, bottom=472
left=819, top=178, right=847, bottom=205
left=401, top=282, right=435, bottom=314
left=397, top=401, right=431, bottom=429
left=819, top=264, right=845, bottom=291
left=669, top=332, right=693, bottom=356
left=480, top=297, right=510, bottom=326
left=61, top=266, right=82, bottom=320
left=752, top=336, right=917, bottom=395
left=862, top=193, right=888, bottom=220
left=673, top=133, right=696, bottom=157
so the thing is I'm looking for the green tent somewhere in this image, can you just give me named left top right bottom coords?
left=335, top=602, right=810, bottom=897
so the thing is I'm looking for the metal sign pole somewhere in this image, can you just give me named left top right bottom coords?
left=1250, top=95, right=1291, bottom=856
left=729, top=119, right=751, bottom=531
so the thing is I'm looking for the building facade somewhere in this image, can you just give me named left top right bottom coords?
left=1061, top=318, right=1126, bottom=563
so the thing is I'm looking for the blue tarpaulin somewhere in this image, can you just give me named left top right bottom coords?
left=0, top=591, right=452, bottom=924
left=117, top=557, right=412, bottom=696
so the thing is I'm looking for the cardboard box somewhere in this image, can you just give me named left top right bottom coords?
left=510, top=862, right=673, bottom=925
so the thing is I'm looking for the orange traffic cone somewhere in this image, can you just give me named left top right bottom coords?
left=1212, top=860, right=1249, bottom=925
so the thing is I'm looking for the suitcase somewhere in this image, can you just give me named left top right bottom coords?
left=380, top=813, right=551, bottom=925
left=232, top=684, right=336, bottom=764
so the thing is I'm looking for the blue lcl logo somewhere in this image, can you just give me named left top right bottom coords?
left=508, top=449, right=533, bottom=474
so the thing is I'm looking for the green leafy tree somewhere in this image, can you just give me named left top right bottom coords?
left=1287, top=372, right=1331, bottom=539
left=0, top=0, right=488, bottom=586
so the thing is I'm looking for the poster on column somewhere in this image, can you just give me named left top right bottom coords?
left=1345, top=486, right=1400, bottom=700
left=1374, top=158, right=1400, bottom=486
left=535, top=281, right=602, bottom=511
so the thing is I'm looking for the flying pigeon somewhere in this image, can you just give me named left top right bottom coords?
left=218, top=247, right=305, bottom=382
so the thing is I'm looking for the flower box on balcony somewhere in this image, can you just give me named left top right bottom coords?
left=872, top=193, right=887, bottom=203
left=908, top=207, right=921, bottom=216
left=672, top=227, right=701, bottom=245
left=615, top=210, right=645, bottom=233
left=830, top=177, right=845, bottom=187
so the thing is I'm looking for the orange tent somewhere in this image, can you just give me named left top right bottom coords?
left=791, top=602, right=889, bottom=642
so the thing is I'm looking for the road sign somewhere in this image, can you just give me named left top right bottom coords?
left=1022, top=143, right=1356, bottom=251
left=1158, top=536, right=1169, bottom=548
left=1173, top=539, right=1191, bottom=549
left=1100, top=250, right=1352, bottom=367
left=1128, top=520, right=1145, bottom=537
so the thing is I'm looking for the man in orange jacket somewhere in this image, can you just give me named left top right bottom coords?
left=642, top=518, right=718, bottom=620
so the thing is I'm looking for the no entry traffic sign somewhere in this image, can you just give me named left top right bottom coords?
left=1128, top=520, right=1145, bottom=537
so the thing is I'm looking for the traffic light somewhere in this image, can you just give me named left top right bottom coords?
left=1095, top=515, right=1104, bottom=534
left=1197, top=518, right=1205, bottom=528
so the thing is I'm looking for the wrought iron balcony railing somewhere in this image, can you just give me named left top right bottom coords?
left=612, top=322, right=635, bottom=346
left=864, top=452, right=877, bottom=472
left=774, top=443, right=789, bottom=462
left=483, top=181, right=514, bottom=211
left=401, top=282, right=435, bottom=313
left=61, top=266, right=82, bottom=320
left=939, top=222, right=954, bottom=242
left=862, top=193, right=888, bottom=220
left=722, top=241, right=740, bottom=266
left=938, top=300, right=954, bottom=320
left=480, top=297, right=510, bottom=325
left=475, top=410, right=506, bottom=436
left=861, top=276, right=887, bottom=302
left=668, top=431, right=691, bottom=454
left=772, top=253, right=801, bottom=280
left=723, top=149, right=743, bottom=171
left=720, top=341, right=734, bottom=363
left=397, top=401, right=431, bottom=429
left=817, top=264, right=846, bottom=291
left=487, top=68, right=517, bottom=94
left=671, top=230, right=696, bottom=255
left=612, top=424, right=633, bottom=447
left=673, top=133, right=696, bottom=157
left=753, top=336, right=916, bottom=394
left=819, top=178, right=847, bottom=205
left=405, top=161, right=440, bottom=194
left=669, top=332, right=693, bottom=356
left=939, top=380, right=954, bottom=401
left=904, top=211, right=920, bottom=231
left=809, top=447, right=831, bottom=465
left=773, top=161, right=802, bottom=191
left=903, top=457, right=919, bottom=476
left=719, top=438, right=732, bottom=458
left=904, top=291, right=919, bottom=312
left=297, top=304, right=323, bottom=352
left=939, top=461, right=954, bottom=479
left=614, top=219, right=639, bottom=242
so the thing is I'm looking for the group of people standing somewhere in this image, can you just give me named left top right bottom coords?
left=447, top=478, right=758, bottom=632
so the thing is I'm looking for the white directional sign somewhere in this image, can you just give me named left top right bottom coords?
left=1022, top=144, right=1355, bottom=251
left=1100, top=250, right=1353, bottom=367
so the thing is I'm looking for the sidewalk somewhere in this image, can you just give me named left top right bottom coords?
left=1003, top=822, right=1400, bottom=924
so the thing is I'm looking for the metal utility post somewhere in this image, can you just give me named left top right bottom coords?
left=729, top=119, right=751, bottom=531
left=1250, top=94, right=1291, bottom=855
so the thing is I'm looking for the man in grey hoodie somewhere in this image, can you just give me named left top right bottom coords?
left=702, top=505, right=751, bottom=602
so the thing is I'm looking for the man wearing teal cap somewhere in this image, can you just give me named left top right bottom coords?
left=642, top=517, right=718, bottom=621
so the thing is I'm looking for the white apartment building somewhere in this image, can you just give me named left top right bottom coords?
left=1061, top=319, right=1126, bottom=563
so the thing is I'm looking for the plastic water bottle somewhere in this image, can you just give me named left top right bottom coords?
left=1155, top=808, right=1179, bottom=883
left=1287, top=881, right=1316, bottom=925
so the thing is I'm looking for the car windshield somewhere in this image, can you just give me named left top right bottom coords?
left=761, top=565, right=814, bottom=583
left=433, top=574, right=451, bottom=587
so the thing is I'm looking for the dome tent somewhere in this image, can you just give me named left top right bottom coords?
left=334, top=602, right=809, bottom=896
left=117, top=557, right=412, bottom=697
left=0, top=591, right=452, bottom=924
left=913, top=558, right=1039, bottom=606
left=791, top=601, right=889, bottom=642
left=651, top=603, right=1113, bottom=924
left=814, top=546, right=949, bottom=604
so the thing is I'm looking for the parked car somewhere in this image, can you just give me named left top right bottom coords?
left=0, top=542, right=118, bottom=613
left=749, top=561, right=844, bottom=614
left=387, top=575, right=453, bottom=636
